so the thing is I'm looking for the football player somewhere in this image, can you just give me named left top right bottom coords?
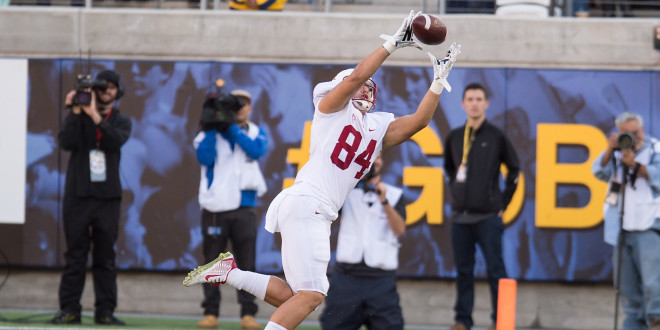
left=183, top=10, right=461, bottom=330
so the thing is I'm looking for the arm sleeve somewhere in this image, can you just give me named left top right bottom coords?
left=98, top=114, right=132, bottom=151
left=502, top=135, right=520, bottom=209
left=393, top=197, right=407, bottom=219
left=227, top=124, right=268, bottom=160
left=591, top=150, right=614, bottom=183
left=58, top=111, right=83, bottom=151
left=195, top=130, right=217, bottom=167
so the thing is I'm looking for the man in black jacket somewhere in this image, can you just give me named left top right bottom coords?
left=443, top=83, right=519, bottom=330
left=52, top=70, right=132, bottom=326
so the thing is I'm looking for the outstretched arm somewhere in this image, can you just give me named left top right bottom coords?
left=383, top=43, right=462, bottom=149
left=318, top=10, right=422, bottom=114
left=383, top=89, right=441, bottom=149
left=318, top=48, right=390, bottom=114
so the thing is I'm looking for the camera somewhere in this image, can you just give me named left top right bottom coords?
left=617, top=132, right=636, bottom=150
left=72, top=74, right=108, bottom=106
left=199, top=93, right=245, bottom=131
left=357, top=167, right=381, bottom=193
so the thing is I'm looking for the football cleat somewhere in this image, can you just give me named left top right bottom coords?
left=183, top=252, right=237, bottom=287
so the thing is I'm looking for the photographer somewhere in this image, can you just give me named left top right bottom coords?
left=52, top=70, right=131, bottom=325
left=592, top=112, right=660, bottom=330
left=192, top=89, right=267, bottom=329
left=320, top=153, right=407, bottom=330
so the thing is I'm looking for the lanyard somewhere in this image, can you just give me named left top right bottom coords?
left=461, top=125, right=476, bottom=165
left=96, top=110, right=112, bottom=147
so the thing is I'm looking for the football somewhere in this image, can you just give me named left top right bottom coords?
left=411, top=14, right=447, bottom=45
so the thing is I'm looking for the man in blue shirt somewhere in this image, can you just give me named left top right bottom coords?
left=193, top=89, right=268, bottom=330
left=592, top=112, right=660, bottom=330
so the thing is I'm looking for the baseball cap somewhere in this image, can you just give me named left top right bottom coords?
left=96, top=70, right=120, bottom=86
left=230, top=89, right=252, bottom=103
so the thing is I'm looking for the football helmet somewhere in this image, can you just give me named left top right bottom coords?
left=333, top=68, right=377, bottom=112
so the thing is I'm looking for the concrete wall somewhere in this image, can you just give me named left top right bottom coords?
left=0, top=7, right=659, bottom=70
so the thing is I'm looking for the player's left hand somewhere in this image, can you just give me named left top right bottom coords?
left=379, top=10, right=423, bottom=53
left=428, top=42, right=462, bottom=93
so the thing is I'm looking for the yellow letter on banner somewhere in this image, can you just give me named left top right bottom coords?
left=403, top=167, right=444, bottom=225
left=536, top=123, right=608, bottom=228
left=282, top=121, right=312, bottom=189
left=403, top=126, right=444, bottom=225
left=500, top=164, right=525, bottom=225
left=409, top=126, right=444, bottom=156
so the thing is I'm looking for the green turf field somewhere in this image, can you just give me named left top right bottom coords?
left=0, top=311, right=322, bottom=329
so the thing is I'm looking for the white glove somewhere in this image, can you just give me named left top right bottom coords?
left=428, top=42, right=462, bottom=94
left=379, top=10, right=423, bottom=54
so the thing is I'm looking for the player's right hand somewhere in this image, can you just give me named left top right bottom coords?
left=379, top=10, right=423, bottom=54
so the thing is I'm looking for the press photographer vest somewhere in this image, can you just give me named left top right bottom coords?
left=335, top=184, right=403, bottom=271
left=195, top=123, right=267, bottom=213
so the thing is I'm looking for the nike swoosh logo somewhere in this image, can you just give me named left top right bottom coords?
left=369, top=129, right=375, bottom=132
left=205, top=274, right=221, bottom=281
left=315, top=211, right=321, bottom=215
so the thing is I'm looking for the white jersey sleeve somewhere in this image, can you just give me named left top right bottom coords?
left=290, top=80, right=395, bottom=214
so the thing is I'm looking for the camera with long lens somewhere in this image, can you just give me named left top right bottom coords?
left=72, top=74, right=108, bottom=106
left=199, top=79, right=245, bottom=132
left=617, top=132, right=636, bottom=150
left=199, top=94, right=244, bottom=131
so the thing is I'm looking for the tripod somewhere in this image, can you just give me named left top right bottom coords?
left=613, top=164, right=628, bottom=330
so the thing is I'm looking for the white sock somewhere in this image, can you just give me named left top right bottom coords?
left=226, top=268, right=269, bottom=301
left=264, top=321, right=287, bottom=330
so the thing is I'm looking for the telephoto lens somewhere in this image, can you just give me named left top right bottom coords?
left=617, top=132, right=635, bottom=150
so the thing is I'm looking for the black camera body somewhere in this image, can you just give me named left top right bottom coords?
left=357, top=166, right=380, bottom=193
left=617, top=132, right=636, bottom=150
left=199, top=93, right=245, bottom=132
left=72, top=74, right=108, bottom=106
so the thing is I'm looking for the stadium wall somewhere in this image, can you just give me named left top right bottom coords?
left=0, top=7, right=659, bottom=70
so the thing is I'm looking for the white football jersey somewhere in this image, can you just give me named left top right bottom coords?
left=291, top=80, right=395, bottom=215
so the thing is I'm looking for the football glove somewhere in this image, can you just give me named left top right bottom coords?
left=428, top=42, right=462, bottom=93
left=379, top=10, right=423, bottom=54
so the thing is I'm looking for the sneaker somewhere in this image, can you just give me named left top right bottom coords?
left=449, top=323, right=468, bottom=330
left=95, top=314, right=125, bottom=325
left=50, top=312, right=81, bottom=324
left=183, top=252, right=236, bottom=287
left=240, top=315, right=261, bottom=329
left=197, top=315, right=219, bottom=328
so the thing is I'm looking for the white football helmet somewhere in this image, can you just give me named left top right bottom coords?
left=333, top=68, right=378, bottom=112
